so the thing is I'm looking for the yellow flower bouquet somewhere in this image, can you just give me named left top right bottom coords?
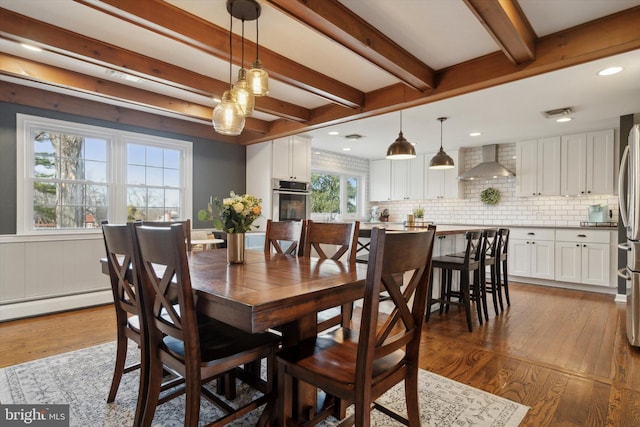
left=198, top=191, right=262, bottom=234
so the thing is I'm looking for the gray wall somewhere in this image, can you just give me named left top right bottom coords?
left=0, top=102, right=245, bottom=234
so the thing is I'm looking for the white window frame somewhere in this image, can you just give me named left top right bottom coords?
left=16, top=114, right=193, bottom=235
left=310, top=168, right=366, bottom=219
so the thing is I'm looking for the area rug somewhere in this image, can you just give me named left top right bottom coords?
left=0, top=342, right=528, bottom=426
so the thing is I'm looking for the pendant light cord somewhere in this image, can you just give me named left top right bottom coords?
left=255, top=17, right=260, bottom=61
left=228, top=9, right=233, bottom=90
left=241, top=20, right=245, bottom=68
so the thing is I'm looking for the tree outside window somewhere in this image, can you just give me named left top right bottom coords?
left=311, top=172, right=360, bottom=217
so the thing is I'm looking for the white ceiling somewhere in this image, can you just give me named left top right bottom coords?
left=1, top=0, right=639, bottom=159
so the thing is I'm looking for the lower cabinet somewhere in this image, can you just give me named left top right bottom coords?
left=508, top=228, right=555, bottom=280
left=554, top=230, right=611, bottom=287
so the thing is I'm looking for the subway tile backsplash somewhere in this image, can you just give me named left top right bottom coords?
left=312, top=144, right=619, bottom=227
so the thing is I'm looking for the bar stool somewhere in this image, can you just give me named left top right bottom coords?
left=496, top=228, right=511, bottom=308
left=427, top=230, right=485, bottom=331
left=482, top=229, right=499, bottom=318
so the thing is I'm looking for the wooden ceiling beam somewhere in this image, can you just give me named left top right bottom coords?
left=266, top=0, right=435, bottom=91
left=0, top=53, right=269, bottom=134
left=464, top=0, right=536, bottom=64
left=242, top=6, right=640, bottom=143
left=0, top=8, right=310, bottom=123
left=75, top=0, right=365, bottom=109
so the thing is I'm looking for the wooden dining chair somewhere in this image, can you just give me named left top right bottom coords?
left=302, top=220, right=360, bottom=332
left=277, top=227, right=436, bottom=427
left=134, top=223, right=280, bottom=427
left=263, top=219, right=305, bottom=255
left=141, top=219, right=192, bottom=250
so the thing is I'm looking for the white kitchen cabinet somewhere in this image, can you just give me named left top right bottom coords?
left=508, top=228, right=555, bottom=280
left=516, top=137, right=561, bottom=197
left=554, top=229, right=611, bottom=286
left=369, top=159, right=391, bottom=201
left=272, top=135, right=311, bottom=181
left=391, top=155, right=424, bottom=200
left=560, top=129, right=615, bottom=196
left=425, top=149, right=462, bottom=199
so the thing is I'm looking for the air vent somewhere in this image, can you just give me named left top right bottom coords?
left=345, top=134, right=364, bottom=140
left=542, top=107, right=572, bottom=119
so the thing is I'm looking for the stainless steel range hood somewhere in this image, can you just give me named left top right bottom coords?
left=458, top=144, right=514, bottom=181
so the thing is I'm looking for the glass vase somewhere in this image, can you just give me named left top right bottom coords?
left=227, top=232, right=245, bottom=264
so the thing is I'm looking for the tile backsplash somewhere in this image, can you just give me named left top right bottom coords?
left=312, top=145, right=619, bottom=227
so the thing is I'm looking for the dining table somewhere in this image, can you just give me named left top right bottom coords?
left=101, top=246, right=369, bottom=421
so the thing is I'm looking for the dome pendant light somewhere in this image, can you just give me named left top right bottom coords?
left=213, top=3, right=245, bottom=136
left=386, top=110, right=416, bottom=160
left=429, top=117, right=455, bottom=169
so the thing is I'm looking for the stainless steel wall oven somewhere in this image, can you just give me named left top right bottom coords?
left=272, top=179, right=311, bottom=222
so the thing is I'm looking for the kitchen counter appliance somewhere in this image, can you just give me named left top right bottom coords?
left=272, top=179, right=311, bottom=222
left=618, top=124, right=640, bottom=347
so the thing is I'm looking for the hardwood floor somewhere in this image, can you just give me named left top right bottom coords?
left=1, top=282, right=639, bottom=426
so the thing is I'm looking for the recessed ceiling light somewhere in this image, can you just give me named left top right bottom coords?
left=598, top=66, right=623, bottom=76
left=556, top=117, right=572, bottom=123
left=469, top=132, right=482, bottom=137
left=342, top=147, right=351, bottom=151
left=21, top=43, right=42, bottom=52
left=328, top=131, right=339, bottom=136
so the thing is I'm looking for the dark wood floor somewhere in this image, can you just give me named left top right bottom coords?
left=1, top=282, right=639, bottom=426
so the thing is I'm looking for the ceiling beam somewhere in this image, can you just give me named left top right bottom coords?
left=266, top=0, right=435, bottom=91
left=0, top=8, right=311, bottom=123
left=74, top=0, right=365, bottom=109
left=238, top=6, right=640, bottom=143
left=463, top=0, right=536, bottom=64
left=0, top=53, right=270, bottom=134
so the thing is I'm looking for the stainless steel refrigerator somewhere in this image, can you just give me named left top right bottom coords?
left=618, top=124, right=640, bottom=347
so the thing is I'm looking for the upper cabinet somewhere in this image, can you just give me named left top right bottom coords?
left=272, top=136, right=311, bottom=182
left=425, top=149, right=462, bottom=200
left=391, top=155, right=424, bottom=200
left=560, top=129, right=615, bottom=196
left=516, top=137, right=560, bottom=197
left=369, top=159, right=392, bottom=201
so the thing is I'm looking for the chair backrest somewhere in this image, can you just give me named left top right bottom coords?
left=142, top=219, right=192, bottom=251
left=497, top=228, right=510, bottom=260
left=302, top=220, right=360, bottom=262
left=357, top=227, right=436, bottom=387
left=483, top=229, right=498, bottom=259
left=102, top=223, right=144, bottom=329
left=135, top=224, right=200, bottom=366
left=460, top=230, right=484, bottom=264
left=263, top=219, right=305, bottom=255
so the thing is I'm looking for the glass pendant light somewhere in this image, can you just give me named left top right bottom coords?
left=213, top=6, right=245, bottom=136
left=230, top=20, right=254, bottom=116
left=386, top=110, right=416, bottom=160
left=429, top=117, right=455, bottom=169
left=248, top=12, right=269, bottom=96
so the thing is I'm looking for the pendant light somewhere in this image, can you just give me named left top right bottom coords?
left=429, top=117, right=455, bottom=169
left=213, top=3, right=245, bottom=136
left=386, top=110, right=416, bottom=160
left=230, top=19, right=254, bottom=116
left=247, top=4, right=269, bottom=96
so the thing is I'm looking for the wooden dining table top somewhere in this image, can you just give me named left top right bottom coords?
left=185, top=249, right=369, bottom=334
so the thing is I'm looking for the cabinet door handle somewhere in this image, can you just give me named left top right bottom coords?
left=576, top=244, right=580, bottom=247
left=527, top=232, right=535, bottom=235
left=577, top=234, right=586, bottom=238
left=531, top=241, right=536, bottom=244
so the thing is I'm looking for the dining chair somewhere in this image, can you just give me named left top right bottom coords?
left=277, top=227, right=436, bottom=427
left=263, top=219, right=305, bottom=255
left=482, top=229, right=499, bottom=318
left=134, top=223, right=280, bottom=427
left=141, top=219, right=192, bottom=251
left=301, top=220, right=360, bottom=332
left=427, top=230, right=485, bottom=332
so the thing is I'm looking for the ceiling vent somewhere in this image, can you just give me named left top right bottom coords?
left=542, top=107, right=572, bottom=119
left=345, top=133, right=364, bottom=140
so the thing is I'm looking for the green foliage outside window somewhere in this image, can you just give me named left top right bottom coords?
left=311, top=173, right=340, bottom=213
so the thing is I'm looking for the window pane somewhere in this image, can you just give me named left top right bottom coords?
left=127, top=187, right=147, bottom=207
left=34, top=154, right=56, bottom=178
left=128, top=165, right=146, bottom=185
left=164, top=149, right=180, bottom=169
left=311, top=173, right=340, bottom=214
left=146, top=166, right=163, bottom=186
left=164, top=168, right=179, bottom=187
left=147, top=188, right=164, bottom=208
left=146, top=146, right=163, bottom=167
left=85, top=160, right=107, bottom=182
left=346, top=177, right=358, bottom=214
left=128, top=144, right=145, bottom=166
left=84, top=138, right=107, bottom=161
left=165, top=189, right=180, bottom=207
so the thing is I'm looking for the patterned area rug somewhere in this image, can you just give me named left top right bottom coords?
left=0, top=342, right=528, bottom=426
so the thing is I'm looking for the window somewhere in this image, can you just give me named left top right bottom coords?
left=311, top=172, right=361, bottom=217
left=17, top=114, right=192, bottom=233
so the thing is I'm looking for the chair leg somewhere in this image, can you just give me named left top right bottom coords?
left=472, top=270, right=484, bottom=325
left=426, top=269, right=434, bottom=321
left=184, top=371, right=202, bottom=427
left=107, top=332, right=128, bottom=402
left=404, top=368, right=421, bottom=427
left=461, top=273, right=473, bottom=332
left=141, top=352, right=164, bottom=427
left=489, top=265, right=499, bottom=316
left=502, top=260, right=511, bottom=306
left=495, top=263, right=505, bottom=311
